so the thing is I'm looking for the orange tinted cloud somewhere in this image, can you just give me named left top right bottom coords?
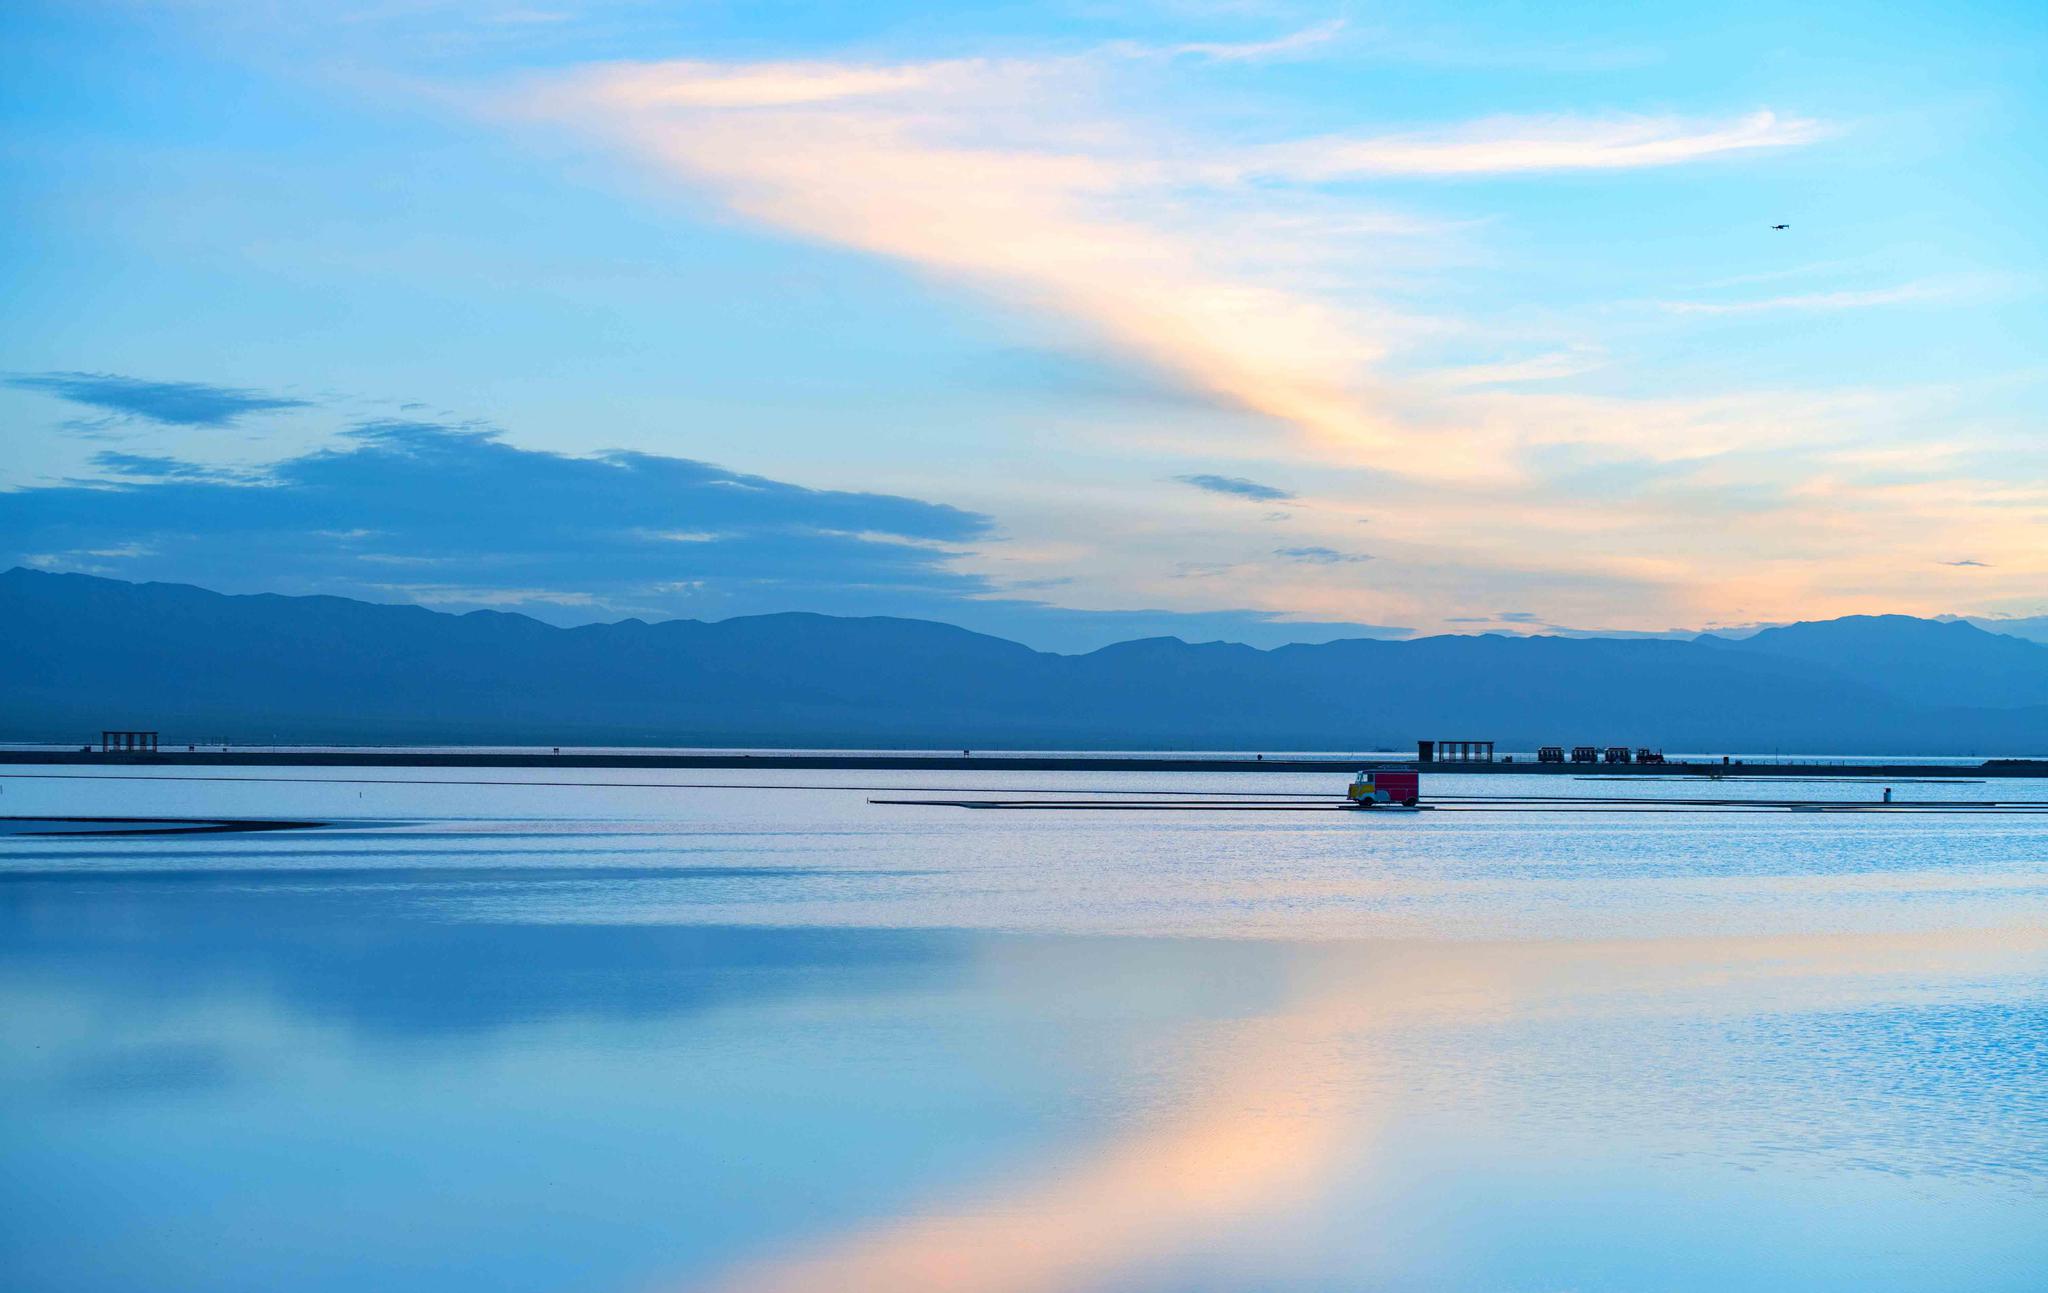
left=519, top=58, right=1827, bottom=487
left=503, top=49, right=2038, bottom=633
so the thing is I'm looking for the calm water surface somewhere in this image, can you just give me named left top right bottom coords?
left=3, top=766, right=2044, bottom=1291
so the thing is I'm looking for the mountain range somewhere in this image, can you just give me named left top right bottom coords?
left=2, top=567, right=2042, bottom=753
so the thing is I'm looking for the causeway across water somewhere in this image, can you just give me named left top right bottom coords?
left=2, top=749, right=2041, bottom=778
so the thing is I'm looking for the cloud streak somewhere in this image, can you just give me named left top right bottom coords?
left=90, top=451, right=255, bottom=482
left=7, top=371, right=310, bottom=427
left=1262, top=110, right=1826, bottom=180
left=482, top=43, right=2037, bottom=634
left=514, top=56, right=1828, bottom=483
left=1274, top=546, right=1372, bottom=564
left=1662, top=278, right=1968, bottom=316
left=1176, top=474, right=1295, bottom=502
left=4, top=420, right=991, bottom=617
left=1162, top=19, right=1349, bottom=64
left=3, top=417, right=1418, bottom=649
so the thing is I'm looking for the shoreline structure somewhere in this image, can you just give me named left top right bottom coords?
left=3, top=750, right=2042, bottom=778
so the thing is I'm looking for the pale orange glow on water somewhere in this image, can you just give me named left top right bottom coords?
left=677, top=924, right=2046, bottom=1292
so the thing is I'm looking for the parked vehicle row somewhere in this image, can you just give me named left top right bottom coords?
left=1536, top=745, right=1666, bottom=764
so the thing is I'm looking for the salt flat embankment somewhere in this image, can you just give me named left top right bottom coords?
left=2, top=750, right=2041, bottom=778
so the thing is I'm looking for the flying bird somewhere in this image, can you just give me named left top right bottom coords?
left=1771, top=223, right=1790, bottom=230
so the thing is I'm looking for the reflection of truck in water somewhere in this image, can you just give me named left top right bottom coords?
left=1348, top=768, right=1420, bottom=807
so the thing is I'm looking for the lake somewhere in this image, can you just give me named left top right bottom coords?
left=3, top=764, right=2044, bottom=1291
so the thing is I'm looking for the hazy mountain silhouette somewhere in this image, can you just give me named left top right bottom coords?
left=3, top=568, right=2042, bottom=753
left=1705, top=615, right=2048, bottom=709
left=1958, top=614, right=2048, bottom=647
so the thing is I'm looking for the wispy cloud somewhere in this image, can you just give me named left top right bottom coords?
left=1162, top=19, right=1348, bottom=63
left=1176, top=473, right=1295, bottom=501
left=574, top=61, right=938, bottom=108
left=4, top=420, right=991, bottom=619
left=1274, top=546, right=1372, bottom=564
left=11, top=416, right=1419, bottom=649
left=1422, top=348, right=1606, bottom=389
left=482, top=43, right=2044, bottom=634
left=7, top=371, right=310, bottom=427
left=90, top=451, right=255, bottom=483
left=1259, top=110, right=1827, bottom=180
left=1662, top=278, right=1970, bottom=316
left=1940, top=558, right=1991, bottom=567
left=513, top=57, right=1829, bottom=482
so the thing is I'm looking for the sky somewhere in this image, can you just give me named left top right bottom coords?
left=2, top=0, right=2043, bottom=651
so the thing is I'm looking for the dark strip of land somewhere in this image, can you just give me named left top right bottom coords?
left=872, top=798, right=2048, bottom=813
left=0, top=815, right=327, bottom=836
left=3, top=750, right=2043, bottom=778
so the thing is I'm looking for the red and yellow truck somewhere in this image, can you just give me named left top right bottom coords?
left=1347, top=768, right=1420, bottom=808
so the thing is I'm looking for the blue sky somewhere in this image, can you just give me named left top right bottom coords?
left=2, top=0, right=2042, bottom=649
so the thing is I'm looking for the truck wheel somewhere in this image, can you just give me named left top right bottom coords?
left=1403, top=796, right=1418, bottom=807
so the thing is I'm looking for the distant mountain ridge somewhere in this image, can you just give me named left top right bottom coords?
left=2, top=568, right=2042, bottom=753
left=1957, top=614, right=2048, bottom=647
left=1705, top=614, right=2048, bottom=710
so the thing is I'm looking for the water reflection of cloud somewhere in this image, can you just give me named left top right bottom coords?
left=0, top=879, right=967, bottom=1040
left=678, top=924, right=2048, bottom=1293
left=59, top=1039, right=239, bottom=1101
left=684, top=992, right=1387, bottom=1293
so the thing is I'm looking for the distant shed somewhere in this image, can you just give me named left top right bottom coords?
left=1419, top=739, right=1495, bottom=763
left=101, top=730, right=159, bottom=754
